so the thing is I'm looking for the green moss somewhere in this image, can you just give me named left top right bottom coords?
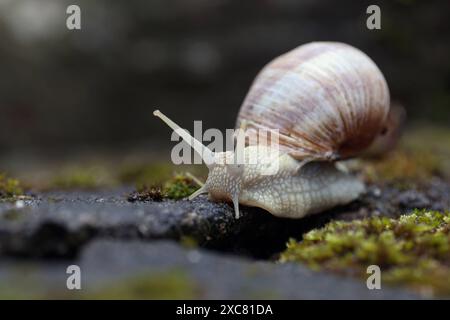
left=85, top=270, right=198, bottom=299
left=0, top=173, right=24, bottom=199
left=280, top=210, right=450, bottom=296
left=127, top=173, right=201, bottom=201
left=163, top=173, right=200, bottom=200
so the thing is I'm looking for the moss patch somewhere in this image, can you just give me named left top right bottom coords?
left=85, top=270, right=199, bottom=299
left=163, top=173, right=200, bottom=200
left=0, top=173, right=24, bottom=199
left=128, top=173, right=201, bottom=201
left=280, top=210, right=450, bottom=297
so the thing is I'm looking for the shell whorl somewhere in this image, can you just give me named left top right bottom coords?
left=236, top=42, right=390, bottom=161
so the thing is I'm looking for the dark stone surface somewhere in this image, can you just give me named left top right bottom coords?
left=0, top=188, right=239, bottom=258
left=0, top=179, right=448, bottom=299
left=1, top=179, right=449, bottom=260
left=397, top=190, right=431, bottom=209
left=81, top=240, right=422, bottom=299
left=0, top=240, right=420, bottom=299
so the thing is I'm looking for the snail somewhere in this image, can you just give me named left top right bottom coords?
left=154, top=41, right=390, bottom=219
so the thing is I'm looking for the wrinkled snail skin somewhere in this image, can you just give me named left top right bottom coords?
left=204, top=146, right=365, bottom=219
left=238, top=162, right=365, bottom=219
left=154, top=41, right=390, bottom=219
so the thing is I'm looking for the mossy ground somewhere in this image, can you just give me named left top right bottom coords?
left=128, top=173, right=201, bottom=201
left=0, top=173, right=24, bottom=200
left=280, top=210, right=450, bottom=297
left=163, top=173, right=201, bottom=199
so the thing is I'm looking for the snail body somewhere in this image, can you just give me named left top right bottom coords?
left=154, top=41, right=390, bottom=219
left=204, top=145, right=364, bottom=218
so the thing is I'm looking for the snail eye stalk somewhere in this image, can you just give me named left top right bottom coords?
left=153, top=110, right=215, bottom=167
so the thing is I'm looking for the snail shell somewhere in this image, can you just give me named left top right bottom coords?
left=236, top=42, right=390, bottom=161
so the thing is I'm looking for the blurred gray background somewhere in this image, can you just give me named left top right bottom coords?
left=0, top=0, right=449, bottom=155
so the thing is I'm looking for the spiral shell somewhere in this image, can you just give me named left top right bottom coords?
left=236, top=42, right=390, bottom=161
